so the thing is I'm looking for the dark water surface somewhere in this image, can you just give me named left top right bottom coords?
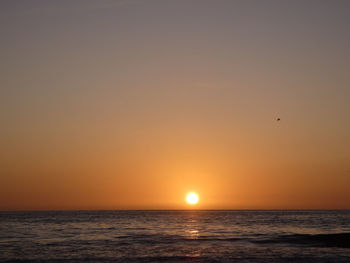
left=0, top=210, right=349, bottom=262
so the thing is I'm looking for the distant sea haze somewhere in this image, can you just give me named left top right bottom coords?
left=1, top=210, right=349, bottom=262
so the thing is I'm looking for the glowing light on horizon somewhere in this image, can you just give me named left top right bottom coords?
left=186, top=192, right=199, bottom=205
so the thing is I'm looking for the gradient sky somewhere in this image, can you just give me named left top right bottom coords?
left=1, top=0, right=350, bottom=210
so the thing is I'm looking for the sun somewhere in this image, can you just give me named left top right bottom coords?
left=186, top=192, right=199, bottom=205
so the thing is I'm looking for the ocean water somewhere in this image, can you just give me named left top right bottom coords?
left=0, top=210, right=349, bottom=263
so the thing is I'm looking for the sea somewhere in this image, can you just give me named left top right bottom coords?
left=0, top=210, right=349, bottom=263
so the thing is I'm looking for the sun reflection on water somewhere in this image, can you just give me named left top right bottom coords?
left=187, top=229, right=199, bottom=238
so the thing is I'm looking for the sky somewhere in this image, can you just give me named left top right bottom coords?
left=1, top=0, right=350, bottom=210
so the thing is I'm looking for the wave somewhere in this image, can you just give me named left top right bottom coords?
left=21, top=231, right=350, bottom=249
left=254, top=233, right=350, bottom=248
left=138, top=233, right=350, bottom=248
left=113, top=232, right=350, bottom=248
left=94, top=232, right=350, bottom=248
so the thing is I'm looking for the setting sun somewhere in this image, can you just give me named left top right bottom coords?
left=186, top=192, right=199, bottom=205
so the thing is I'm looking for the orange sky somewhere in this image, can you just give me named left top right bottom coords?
left=1, top=0, right=350, bottom=210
